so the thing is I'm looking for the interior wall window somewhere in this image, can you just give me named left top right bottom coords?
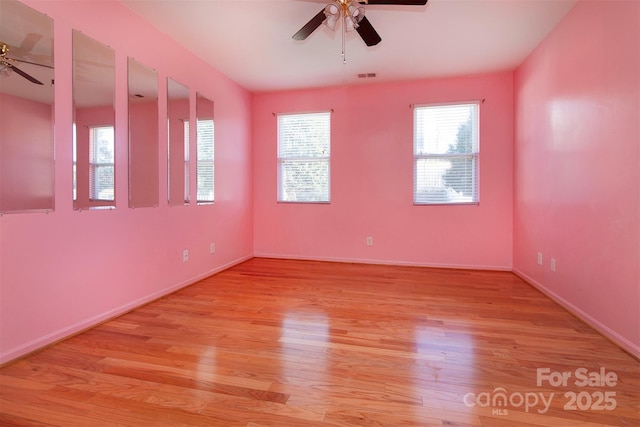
left=72, top=30, right=115, bottom=210
left=184, top=121, right=190, bottom=203
left=128, top=57, right=159, bottom=208
left=196, top=93, right=214, bottom=203
left=89, top=125, right=115, bottom=201
left=167, top=77, right=190, bottom=206
left=196, top=118, right=214, bottom=202
left=0, top=0, right=55, bottom=214
left=413, top=102, right=479, bottom=205
left=72, top=123, right=77, bottom=201
left=167, top=118, right=191, bottom=205
left=277, top=111, right=331, bottom=203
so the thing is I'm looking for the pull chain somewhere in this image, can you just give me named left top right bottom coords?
left=342, top=16, right=347, bottom=64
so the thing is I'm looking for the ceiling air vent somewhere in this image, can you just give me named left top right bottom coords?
left=357, top=72, right=376, bottom=79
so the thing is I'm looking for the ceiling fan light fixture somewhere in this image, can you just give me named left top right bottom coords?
left=0, top=62, right=12, bottom=78
left=327, top=4, right=339, bottom=15
left=345, top=15, right=357, bottom=32
left=323, top=1, right=365, bottom=33
left=325, top=16, right=338, bottom=30
left=349, top=4, right=365, bottom=23
left=324, top=3, right=340, bottom=30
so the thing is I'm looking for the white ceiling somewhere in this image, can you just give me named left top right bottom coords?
left=120, top=0, right=577, bottom=93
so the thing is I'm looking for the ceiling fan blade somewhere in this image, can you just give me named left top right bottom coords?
left=9, top=57, right=54, bottom=69
left=19, top=33, right=44, bottom=53
left=292, top=8, right=326, bottom=41
left=4, top=62, right=44, bottom=85
left=356, top=17, right=382, bottom=46
left=359, top=0, right=428, bottom=5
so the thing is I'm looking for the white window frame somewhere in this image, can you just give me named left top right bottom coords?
left=196, top=118, right=214, bottom=203
left=178, top=120, right=191, bottom=204
left=184, top=121, right=190, bottom=203
left=413, top=102, right=479, bottom=205
left=277, top=111, right=331, bottom=203
left=72, top=123, right=77, bottom=201
left=89, top=125, right=115, bottom=201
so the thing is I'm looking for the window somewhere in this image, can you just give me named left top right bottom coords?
left=196, top=118, right=214, bottom=202
left=413, top=102, right=479, bottom=205
left=277, top=112, right=331, bottom=203
left=72, top=123, right=77, bottom=201
left=184, top=121, right=190, bottom=203
left=181, top=120, right=192, bottom=203
left=89, top=125, right=115, bottom=201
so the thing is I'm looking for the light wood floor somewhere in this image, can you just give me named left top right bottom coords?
left=1, top=258, right=638, bottom=426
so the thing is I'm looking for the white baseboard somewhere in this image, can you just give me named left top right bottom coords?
left=513, top=268, right=640, bottom=361
left=253, top=252, right=512, bottom=271
left=0, top=254, right=253, bottom=366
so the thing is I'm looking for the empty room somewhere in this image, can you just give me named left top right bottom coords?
left=0, top=0, right=638, bottom=425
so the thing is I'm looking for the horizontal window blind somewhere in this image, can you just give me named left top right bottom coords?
left=278, top=112, right=330, bottom=203
left=182, top=121, right=191, bottom=203
left=184, top=122, right=190, bottom=203
left=413, top=103, right=479, bottom=205
left=89, top=126, right=115, bottom=201
left=196, top=119, right=214, bottom=202
left=73, top=123, right=77, bottom=201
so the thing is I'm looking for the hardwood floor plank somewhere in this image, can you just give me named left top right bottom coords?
left=0, top=413, right=58, bottom=427
left=323, top=408, right=444, bottom=427
left=1, top=258, right=638, bottom=426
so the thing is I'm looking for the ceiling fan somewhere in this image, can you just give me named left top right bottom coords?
left=293, top=0, right=429, bottom=47
left=0, top=39, right=53, bottom=85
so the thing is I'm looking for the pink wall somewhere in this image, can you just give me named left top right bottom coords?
left=0, top=0, right=253, bottom=364
left=0, top=93, right=54, bottom=212
left=514, top=0, right=639, bottom=356
left=253, top=73, right=514, bottom=269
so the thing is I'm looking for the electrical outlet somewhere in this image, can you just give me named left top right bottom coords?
left=183, top=249, right=189, bottom=262
left=537, top=252, right=543, bottom=266
left=550, top=258, right=556, bottom=272
left=366, top=236, right=373, bottom=246
left=210, top=243, right=215, bottom=254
